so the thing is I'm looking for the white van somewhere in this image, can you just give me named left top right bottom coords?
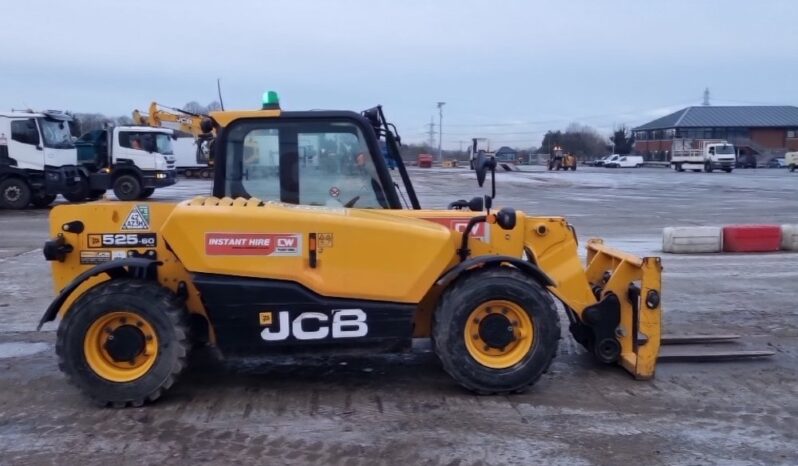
left=786, top=151, right=797, bottom=172
left=604, top=154, right=643, bottom=168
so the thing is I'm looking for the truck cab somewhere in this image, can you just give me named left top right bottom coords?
left=76, top=126, right=177, bottom=200
left=0, top=110, right=102, bottom=209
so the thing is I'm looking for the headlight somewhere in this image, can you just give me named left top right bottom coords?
left=156, top=172, right=167, bottom=179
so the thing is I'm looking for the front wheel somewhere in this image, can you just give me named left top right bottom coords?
left=30, top=192, right=56, bottom=208
left=433, top=267, right=560, bottom=394
left=62, top=175, right=89, bottom=203
left=790, top=164, right=796, bottom=173
left=138, top=187, right=155, bottom=200
left=0, top=178, right=32, bottom=209
left=56, top=279, right=189, bottom=407
left=723, top=168, right=733, bottom=173
left=113, top=175, right=142, bottom=201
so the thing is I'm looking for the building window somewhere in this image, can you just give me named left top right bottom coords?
left=788, top=129, right=798, bottom=138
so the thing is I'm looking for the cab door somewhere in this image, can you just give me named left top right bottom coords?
left=7, top=118, right=44, bottom=170
left=114, top=130, right=155, bottom=169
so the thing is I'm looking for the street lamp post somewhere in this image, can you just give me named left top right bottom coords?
left=437, top=102, right=445, bottom=163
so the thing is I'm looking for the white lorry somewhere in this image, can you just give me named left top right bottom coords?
left=785, top=151, right=797, bottom=173
left=170, top=135, right=212, bottom=178
left=75, top=126, right=177, bottom=200
left=604, top=154, right=644, bottom=168
left=0, top=110, right=106, bottom=209
left=670, top=139, right=735, bottom=173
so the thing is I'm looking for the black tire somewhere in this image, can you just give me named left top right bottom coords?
left=790, top=164, right=796, bottom=173
left=0, top=177, right=32, bottom=209
left=723, top=168, right=733, bottom=173
left=571, top=165, right=577, bottom=171
left=704, top=162, right=713, bottom=173
left=56, top=279, right=189, bottom=407
left=113, top=174, right=142, bottom=201
left=674, top=163, right=685, bottom=172
left=30, top=192, right=56, bottom=208
left=184, top=169, right=194, bottom=178
left=62, top=175, right=89, bottom=203
left=432, top=267, right=560, bottom=395
left=199, top=168, right=211, bottom=179
left=138, top=187, right=155, bottom=199
left=88, top=189, right=106, bottom=201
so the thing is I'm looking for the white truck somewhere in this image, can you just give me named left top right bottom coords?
left=75, top=126, right=177, bottom=200
left=670, top=139, right=735, bottom=173
left=171, top=135, right=212, bottom=178
left=604, top=154, right=644, bottom=168
left=786, top=151, right=797, bottom=173
left=0, top=110, right=106, bottom=209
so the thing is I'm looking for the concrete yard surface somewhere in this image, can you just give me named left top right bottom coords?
left=0, top=167, right=796, bottom=465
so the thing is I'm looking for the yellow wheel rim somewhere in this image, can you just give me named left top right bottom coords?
left=83, top=311, right=159, bottom=382
left=464, top=300, right=534, bottom=369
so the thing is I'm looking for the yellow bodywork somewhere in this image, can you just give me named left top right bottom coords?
left=47, top=197, right=662, bottom=380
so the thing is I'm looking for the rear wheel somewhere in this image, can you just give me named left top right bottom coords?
left=790, top=164, right=796, bottom=173
left=113, top=175, right=142, bottom=201
left=433, top=267, right=560, bottom=394
left=56, top=279, right=189, bottom=407
left=199, top=168, right=211, bottom=179
left=62, top=174, right=89, bottom=202
left=88, top=189, right=106, bottom=201
left=723, top=168, right=733, bottom=173
left=138, top=187, right=155, bottom=199
left=30, top=192, right=56, bottom=208
left=0, top=178, right=32, bottom=209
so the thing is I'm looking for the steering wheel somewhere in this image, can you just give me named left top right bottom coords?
left=343, top=195, right=361, bottom=208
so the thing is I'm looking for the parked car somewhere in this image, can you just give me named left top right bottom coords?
left=736, top=153, right=757, bottom=169
left=604, top=154, right=644, bottom=168
left=767, top=158, right=786, bottom=169
left=591, top=155, right=613, bottom=167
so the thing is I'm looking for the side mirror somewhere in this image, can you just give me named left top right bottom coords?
left=200, top=117, right=214, bottom=134
left=474, top=151, right=496, bottom=187
left=362, top=107, right=381, bottom=132
left=468, top=196, right=484, bottom=212
left=495, top=207, right=516, bottom=230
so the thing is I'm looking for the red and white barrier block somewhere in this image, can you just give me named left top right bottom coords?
left=722, top=225, right=781, bottom=253
left=663, top=224, right=797, bottom=253
left=662, top=226, right=723, bottom=253
left=782, top=225, right=798, bottom=251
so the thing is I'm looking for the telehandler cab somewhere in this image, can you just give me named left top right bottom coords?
left=40, top=94, right=772, bottom=407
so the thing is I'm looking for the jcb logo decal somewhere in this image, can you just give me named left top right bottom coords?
left=260, top=309, right=368, bottom=341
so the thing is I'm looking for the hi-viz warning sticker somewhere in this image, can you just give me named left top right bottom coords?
left=122, top=205, right=151, bottom=230
left=205, top=233, right=302, bottom=256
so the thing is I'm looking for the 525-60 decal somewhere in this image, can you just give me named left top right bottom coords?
left=88, top=233, right=157, bottom=248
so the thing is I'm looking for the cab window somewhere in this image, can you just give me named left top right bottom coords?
left=119, top=132, right=156, bottom=152
left=10, top=119, right=39, bottom=145
left=224, top=119, right=389, bottom=208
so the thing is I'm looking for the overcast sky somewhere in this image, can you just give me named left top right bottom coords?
left=2, top=0, right=796, bottom=148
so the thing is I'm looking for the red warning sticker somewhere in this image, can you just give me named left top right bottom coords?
left=205, top=233, right=302, bottom=256
left=422, top=217, right=490, bottom=242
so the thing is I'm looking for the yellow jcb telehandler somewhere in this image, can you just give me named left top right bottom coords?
left=40, top=94, right=771, bottom=407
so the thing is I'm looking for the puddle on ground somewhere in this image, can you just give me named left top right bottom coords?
left=0, top=342, right=50, bottom=359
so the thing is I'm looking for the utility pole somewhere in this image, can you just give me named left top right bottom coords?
left=426, top=117, right=436, bottom=149
left=437, top=102, right=446, bottom=162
